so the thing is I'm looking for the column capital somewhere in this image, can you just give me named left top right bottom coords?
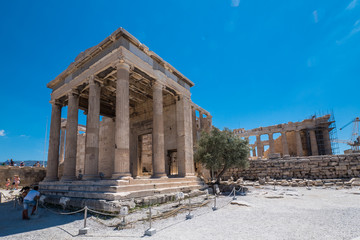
left=88, top=75, right=102, bottom=86
left=67, top=89, right=79, bottom=97
left=115, top=61, right=131, bottom=71
left=153, top=81, right=164, bottom=90
left=49, top=99, right=63, bottom=106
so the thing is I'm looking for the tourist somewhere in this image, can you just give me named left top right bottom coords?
left=10, top=159, right=14, bottom=166
left=12, top=175, right=20, bottom=190
left=5, top=159, right=9, bottom=165
left=20, top=161, right=24, bottom=167
left=5, top=178, right=11, bottom=190
left=35, top=161, right=40, bottom=167
left=22, top=186, right=40, bottom=220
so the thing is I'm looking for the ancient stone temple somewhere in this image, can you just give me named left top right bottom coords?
left=234, top=115, right=334, bottom=159
left=40, top=28, right=212, bottom=209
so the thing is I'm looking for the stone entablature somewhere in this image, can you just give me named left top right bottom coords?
left=234, top=115, right=333, bottom=159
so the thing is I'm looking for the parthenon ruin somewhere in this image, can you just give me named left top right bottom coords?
left=40, top=28, right=212, bottom=208
left=234, top=115, right=334, bottom=159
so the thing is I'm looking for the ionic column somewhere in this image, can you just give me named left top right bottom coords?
left=268, top=133, right=275, bottom=154
left=252, top=147, right=256, bottom=157
left=61, top=91, right=79, bottom=181
left=323, top=129, right=332, bottom=155
left=83, top=76, right=101, bottom=180
left=44, top=101, right=62, bottom=181
left=192, top=108, right=197, bottom=144
left=295, top=130, right=303, bottom=156
left=112, top=62, right=132, bottom=179
left=281, top=132, right=289, bottom=156
left=256, top=135, right=263, bottom=158
left=176, top=95, right=195, bottom=177
left=309, top=129, right=318, bottom=156
left=152, top=82, right=167, bottom=178
left=59, top=128, right=66, bottom=163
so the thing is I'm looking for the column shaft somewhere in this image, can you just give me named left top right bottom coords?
left=112, top=63, right=132, bottom=179
left=268, top=133, right=275, bottom=154
left=152, top=83, right=167, bottom=178
left=59, top=128, right=66, bottom=163
left=176, top=95, right=194, bottom=177
left=256, top=135, right=263, bottom=158
left=83, top=77, right=101, bottom=180
left=281, top=132, right=289, bottom=156
left=309, top=130, right=318, bottom=156
left=295, top=131, right=303, bottom=156
left=44, top=102, right=62, bottom=181
left=61, top=92, right=79, bottom=181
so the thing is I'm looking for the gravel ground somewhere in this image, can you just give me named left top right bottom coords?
left=1, top=186, right=360, bottom=240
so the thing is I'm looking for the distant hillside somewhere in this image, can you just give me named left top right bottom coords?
left=1, top=160, right=47, bottom=167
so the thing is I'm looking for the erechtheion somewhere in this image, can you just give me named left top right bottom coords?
left=40, top=28, right=212, bottom=209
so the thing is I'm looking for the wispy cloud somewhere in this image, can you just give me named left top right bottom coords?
left=231, top=0, right=240, bottom=7
left=0, top=130, right=5, bottom=136
left=346, top=0, right=358, bottom=10
left=337, top=19, right=360, bottom=44
left=313, top=10, right=319, bottom=23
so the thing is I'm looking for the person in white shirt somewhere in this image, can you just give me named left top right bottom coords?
left=23, top=186, right=40, bottom=220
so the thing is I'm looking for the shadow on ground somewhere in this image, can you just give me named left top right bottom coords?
left=0, top=201, right=83, bottom=237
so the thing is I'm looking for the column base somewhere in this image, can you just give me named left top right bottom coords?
left=82, top=174, right=100, bottom=181
left=112, top=173, right=133, bottom=180
left=43, top=177, right=59, bottom=182
left=152, top=173, right=168, bottom=178
left=60, top=175, right=78, bottom=182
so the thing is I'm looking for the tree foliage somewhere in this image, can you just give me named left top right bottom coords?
left=194, top=127, right=250, bottom=182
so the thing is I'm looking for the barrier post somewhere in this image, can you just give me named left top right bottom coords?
left=232, top=187, right=237, bottom=200
left=145, top=206, right=156, bottom=236
left=79, top=206, right=89, bottom=235
left=186, top=197, right=194, bottom=219
left=212, top=194, right=218, bottom=211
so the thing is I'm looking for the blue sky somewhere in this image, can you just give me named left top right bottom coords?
left=0, top=0, right=359, bottom=160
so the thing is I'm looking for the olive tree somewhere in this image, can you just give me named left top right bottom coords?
left=194, top=127, right=249, bottom=183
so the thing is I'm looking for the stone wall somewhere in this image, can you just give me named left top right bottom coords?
left=0, top=166, right=46, bottom=187
left=225, top=154, right=360, bottom=180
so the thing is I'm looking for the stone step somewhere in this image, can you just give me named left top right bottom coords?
left=41, top=184, right=203, bottom=201
left=40, top=180, right=203, bottom=193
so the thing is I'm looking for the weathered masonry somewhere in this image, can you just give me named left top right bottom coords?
left=234, top=115, right=334, bottom=159
left=40, top=28, right=211, bottom=208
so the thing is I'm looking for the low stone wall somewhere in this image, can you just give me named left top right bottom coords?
left=225, top=154, right=360, bottom=180
left=0, top=166, right=46, bottom=188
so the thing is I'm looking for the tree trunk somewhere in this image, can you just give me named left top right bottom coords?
left=215, top=165, right=228, bottom=183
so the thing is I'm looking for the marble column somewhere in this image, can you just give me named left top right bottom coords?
left=44, top=101, right=62, bottom=181
left=112, top=62, right=132, bottom=179
left=309, top=129, right=318, bottom=156
left=61, top=91, right=79, bottom=181
left=281, top=132, right=289, bottom=156
left=191, top=108, right=197, bottom=144
left=176, top=95, right=194, bottom=177
left=83, top=76, right=101, bottom=180
left=59, top=128, right=66, bottom=163
left=256, top=135, right=263, bottom=158
left=152, top=82, right=167, bottom=178
left=268, top=133, right=275, bottom=154
left=252, top=148, right=256, bottom=157
left=295, top=130, right=303, bottom=156
left=322, top=129, right=332, bottom=155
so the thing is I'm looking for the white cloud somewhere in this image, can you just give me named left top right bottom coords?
left=336, top=19, right=360, bottom=44
left=346, top=0, right=358, bottom=10
left=0, top=130, right=5, bottom=136
left=313, top=10, right=319, bottom=23
left=231, top=0, right=240, bottom=7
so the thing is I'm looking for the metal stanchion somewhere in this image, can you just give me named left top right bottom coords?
left=79, top=206, right=89, bottom=235
left=212, top=194, right=218, bottom=211
left=232, top=187, right=237, bottom=200
left=186, top=197, right=194, bottom=219
left=145, top=206, right=156, bottom=236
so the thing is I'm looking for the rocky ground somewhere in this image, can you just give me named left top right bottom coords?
left=1, top=185, right=360, bottom=240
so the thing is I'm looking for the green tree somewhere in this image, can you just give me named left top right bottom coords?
left=194, top=127, right=250, bottom=183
